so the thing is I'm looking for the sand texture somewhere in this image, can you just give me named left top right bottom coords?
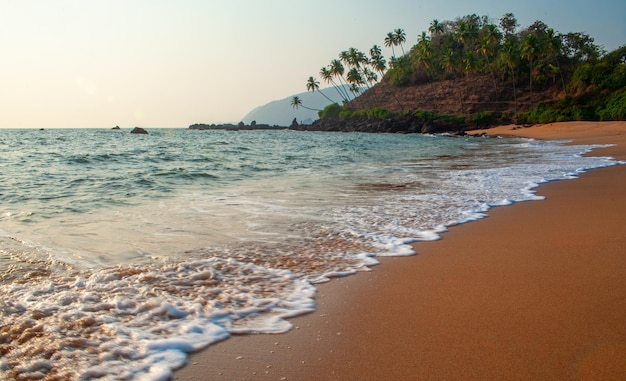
left=174, top=122, right=626, bottom=381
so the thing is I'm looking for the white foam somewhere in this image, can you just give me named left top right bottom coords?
left=0, top=137, right=622, bottom=380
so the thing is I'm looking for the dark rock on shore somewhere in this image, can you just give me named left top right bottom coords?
left=189, top=122, right=286, bottom=131
left=289, top=114, right=468, bottom=134
left=130, top=127, right=148, bottom=134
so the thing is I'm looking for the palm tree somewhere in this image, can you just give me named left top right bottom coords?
left=462, top=51, right=478, bottom=77
left=429, top=19, right=444, bottom=37
left=341, top=48, right=367, bottom=70
left=363, top=67, right=378, bottom=86
left=290, top=96, right=320, bottom=111
left=371, top=55, right=387, bottom=75
left=499, top=41, right=519, bottom=113
left=341, top=48, right=373, bottom=107
left=320, top=67, right=348, bottom=103
left=369, top=45, right=387, bottom=76
left=522, top=33, right=539, bottom=105
left=349, top=83, right=361, bottom=96
left=330, top=59, right=351, bottom=101
left=441, top=47, right=457, bottom=78
left=454, top=18, right=480, bottom=57
left=415, top=32, right=433, bottom=77
left=478, top=24, right=502, bottom=97
left=384, top=32, right=397, bottom=58
left=346, top=67, right=366, bottom=104
left=394, top=28, right=406, bottom=55
left=346, top=68, right=364, bottom=88
left=306, top=76, right=335, bottom=103
left=370, top=44, right=382, bottom=58
left=290, top=96, right=302, bottom=109
left=545, top=28, right=567, bottom=93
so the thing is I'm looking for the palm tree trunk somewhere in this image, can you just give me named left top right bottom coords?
left=328, top=80, right=347, bottom=103
left=336, top=77, right=352, bottom=101
left=511, top=66, right=517, bottom=114
left=529, top=62, right=533, bottom=108
left=317, top=89, right=336, bottom=104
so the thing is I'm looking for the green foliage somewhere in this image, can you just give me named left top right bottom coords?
left=597, top=89, right=626, bottom=121
left=524, top=103, right=564, bottom=123
left=308, top=14, right=623, bottom=126
left=318, top=104, right=399, bottom=120
left=387, top=57, right=413, bottom=86
left=318, top=103, right=343, bottom=119
left=337, top=107, right=398, bottom=119
left=469, top=111, right=503, bottom=126
left=413, top=110, right=465, bottom=123
left=524, top=93, right=610, bottom=123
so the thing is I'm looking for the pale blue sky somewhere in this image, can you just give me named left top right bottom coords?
left=0, top=0, right=624, bottom=128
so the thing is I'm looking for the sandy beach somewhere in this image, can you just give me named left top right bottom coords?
left=174, top=121, right=626, bottom=381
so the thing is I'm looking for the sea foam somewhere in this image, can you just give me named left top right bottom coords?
left=0, top=129, right=620, bottom=380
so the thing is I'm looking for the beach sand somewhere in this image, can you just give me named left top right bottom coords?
left=173, top=121, right=626, bottom=380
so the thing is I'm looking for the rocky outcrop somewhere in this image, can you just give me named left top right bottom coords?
left=289, top=114, right=469, bottom=134
left=130, top=127, right=148, bottom=134
left=189, top=123, right=286, bottom=131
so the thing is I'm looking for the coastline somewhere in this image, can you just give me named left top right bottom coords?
left=173, top=121, right=626, bottom=380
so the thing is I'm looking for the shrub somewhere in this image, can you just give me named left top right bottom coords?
left=413, top=110, right=465, bottom=123
left=470, top=111, right=502, bottom=126
left=598, top=89, right=626, bottom=120
left=318, top=103, right=343, bottom=119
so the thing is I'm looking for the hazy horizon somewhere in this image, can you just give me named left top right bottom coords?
left=1, top=0, right=624, bottom=129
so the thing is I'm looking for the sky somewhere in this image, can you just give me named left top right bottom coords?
left=0, top=0, right=624, bottom=128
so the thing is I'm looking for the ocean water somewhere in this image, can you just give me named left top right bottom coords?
left=0, top=128, right=619, bottom=380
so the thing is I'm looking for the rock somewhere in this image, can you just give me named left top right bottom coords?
left=130, top=127, right=148, bottom=134
left=112, top=126, right=120, bottom=130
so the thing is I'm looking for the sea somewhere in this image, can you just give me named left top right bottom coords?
left=0, top=127, right=620, bottom=380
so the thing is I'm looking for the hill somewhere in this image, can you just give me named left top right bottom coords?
left=240, top=85, right=349, bottom=126
left=293, top=13, right=625, bottom=133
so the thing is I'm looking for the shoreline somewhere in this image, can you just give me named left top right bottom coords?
left=174, top=121, right=626, bottom=380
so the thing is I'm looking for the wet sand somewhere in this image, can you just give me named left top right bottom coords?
left=174, top=121, right=626, bottom=380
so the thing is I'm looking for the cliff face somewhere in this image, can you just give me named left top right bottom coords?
left=293, top=74, right=565, bottom=133
left=347, top=74, right=563, bottom=117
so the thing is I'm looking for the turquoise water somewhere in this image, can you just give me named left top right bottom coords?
left=0, top=128, right=619, bottom=380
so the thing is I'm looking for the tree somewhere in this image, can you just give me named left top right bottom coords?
left=561, top=32, right=601, bottom=62
left=290, top=96, right=320, bottom=111
left=306, top=76, right=336, bottom=103
left=456, top=20, right=479, bottom=51
left=290, top=96, right=302, bottom=109
left=384, top=32, right=397, bottom=57
left=544, top=28, right=567, bottom=92
left=441, top=48, right=457, bottom=78
left=369, top=45, right=387, bottom=76
left=346, top=67, right=364, bottom=88
left=320, top=66, right=349, bottom=102
left=499, top=40, right=519, bottom=112
left=429, top=19, right=444, bottom=37
left=414, top=32, right=433, bottom=79
left=522, top=33, right=539, bottom=105
left=478, top=24, right=502, bottom=95
left=330, top=59, right=352, bottom=100
left=341, top=48, right=368, bottom=70
left=394, top=28, right=406, bottom=55
left=462, top=51, right=478, bottom=77
left=500, top=13, right=518, bottom=40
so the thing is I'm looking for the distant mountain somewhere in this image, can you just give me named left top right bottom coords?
left=241, top=85, right=349, bottom=126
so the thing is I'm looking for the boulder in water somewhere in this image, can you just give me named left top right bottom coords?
left=130, top=127, right=148, bottom=135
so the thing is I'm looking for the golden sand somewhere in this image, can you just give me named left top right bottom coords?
left=174, top=122, right=626, bottom=380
